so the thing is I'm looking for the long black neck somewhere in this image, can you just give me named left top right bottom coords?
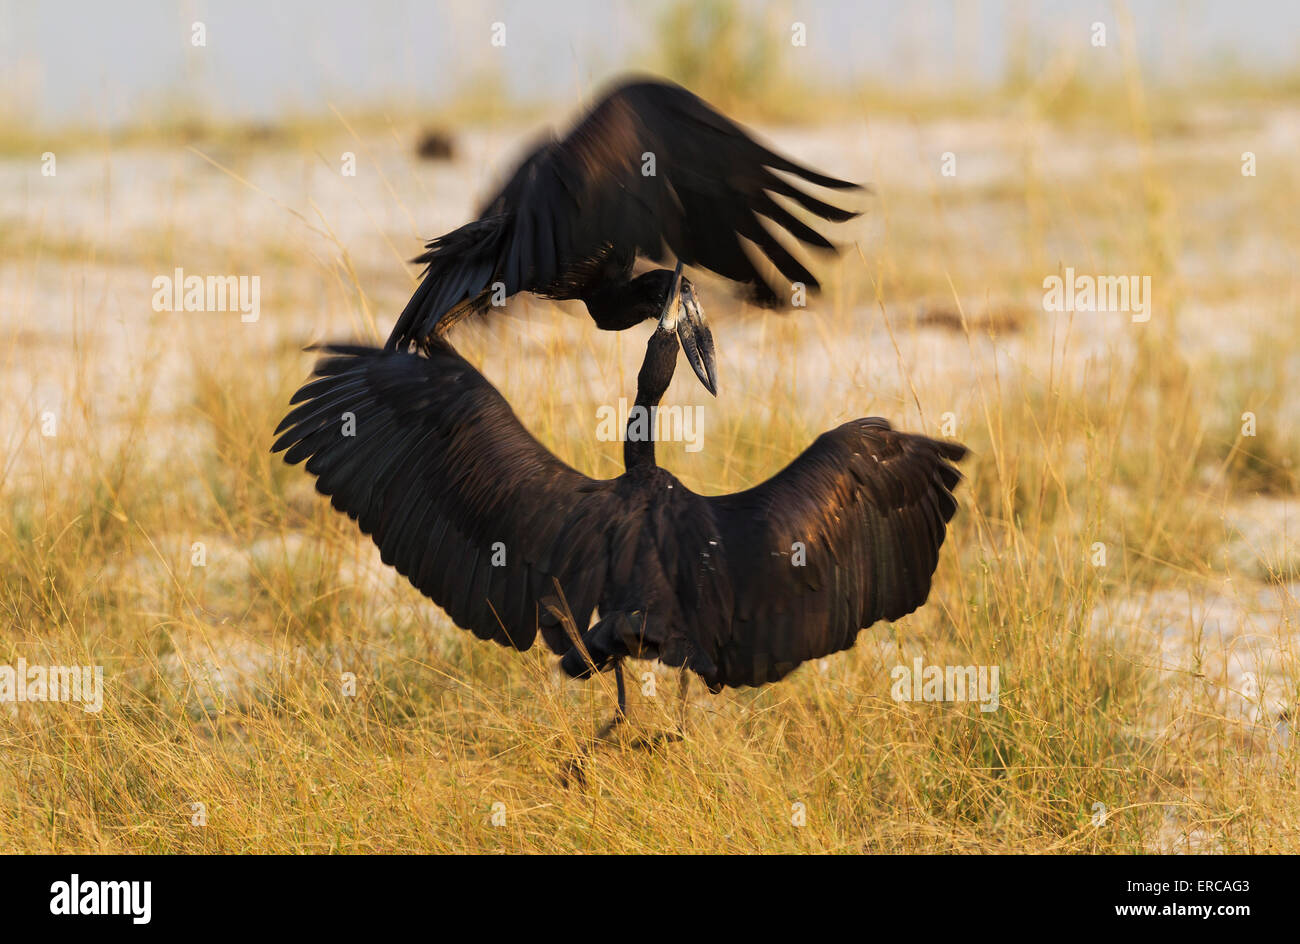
left=624, top=328, right=679, bottom=471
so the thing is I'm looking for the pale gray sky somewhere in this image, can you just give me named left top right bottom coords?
left=3, top=0, right=1298, bottom=127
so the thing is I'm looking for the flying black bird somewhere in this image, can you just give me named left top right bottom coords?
left=274, top=276, right=966, bottom=714
left=386, top=75, right=862, bottom=395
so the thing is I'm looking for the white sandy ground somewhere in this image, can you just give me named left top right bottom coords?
left=2, top=107, right=1297, bottom=851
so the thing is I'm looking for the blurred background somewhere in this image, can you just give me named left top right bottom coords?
left=4, top=0, right=1300, bottom=128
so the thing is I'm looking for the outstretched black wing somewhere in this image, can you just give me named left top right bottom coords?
left=387, top=76, right=860, bottom=350
left=703, top=419, right=966, bottom=688
left=272, top=344, right=618, bottom=653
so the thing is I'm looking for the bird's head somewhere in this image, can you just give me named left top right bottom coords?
left=656, top=263, right=718, bottom=396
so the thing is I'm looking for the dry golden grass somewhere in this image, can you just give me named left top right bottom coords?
left=2, top=59, right=1299, bottom=853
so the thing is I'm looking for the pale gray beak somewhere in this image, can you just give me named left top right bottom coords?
left=658, top=262, right=718, bottom=397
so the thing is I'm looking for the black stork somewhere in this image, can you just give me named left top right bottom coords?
left=386, top=75, right=862, bottom=395
left=274, top=274, right=966, bottom=717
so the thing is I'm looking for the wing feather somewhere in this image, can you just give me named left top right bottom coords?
left=273, top=343, right=617, bottom=653
left=703, top=418, right=966, bottom=688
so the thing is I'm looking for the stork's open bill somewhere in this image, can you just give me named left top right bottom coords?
left=656, top=261, right=716, bottom=395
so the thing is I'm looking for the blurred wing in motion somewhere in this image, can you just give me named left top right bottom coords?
left=387, top=76, right=862, bottom=350
left=703, top=419, right=966, bottom=688
left=272, top=343, right=618, bottom=653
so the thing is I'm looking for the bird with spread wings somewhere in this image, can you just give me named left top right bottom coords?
left=386, top=76, right=862, bottom=396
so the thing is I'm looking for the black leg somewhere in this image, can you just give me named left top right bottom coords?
left=562, top=658, right=628, bottom=788
left=593, top=658, right=627, bottom=739
left=615, top=659, right=627, bottom=719
left=560, top=661, right=695, bottom=787
left=677, top=667, right=690, bottom=732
